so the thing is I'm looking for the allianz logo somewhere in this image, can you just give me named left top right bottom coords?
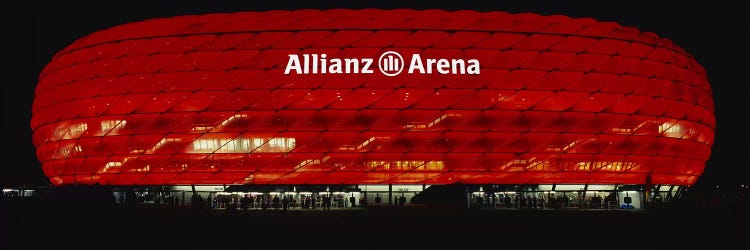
left=284, top=51, right=480, bottom=76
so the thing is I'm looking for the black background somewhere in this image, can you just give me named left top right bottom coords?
left=2, top=0, right=748, bottom=188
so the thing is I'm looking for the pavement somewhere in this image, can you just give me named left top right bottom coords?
left=1, top=198, right=747, bottom=248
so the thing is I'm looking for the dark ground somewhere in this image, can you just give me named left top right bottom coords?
left=1, top=195, right=747, bottom=249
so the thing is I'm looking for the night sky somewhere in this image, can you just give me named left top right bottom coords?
left=2, top=1, right=747, bottom=188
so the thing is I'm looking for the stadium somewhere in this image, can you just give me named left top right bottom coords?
left=30, top=9, right=715, bottom=209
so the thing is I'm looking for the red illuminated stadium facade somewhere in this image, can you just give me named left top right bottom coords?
left=31, top=9, right=715, bottom=189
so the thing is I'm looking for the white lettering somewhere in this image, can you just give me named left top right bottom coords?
left=284, top=54, right=302, bottom=74
left=320, top=54, right=327, bottom=74
left=436, top=59, right=450, bottom=74
left=303, top=54, right=310, bottom=74
left=312, top=54, right=318, bottom=74
left=344, top=59, right=359, bottom=73
left=426, top=59, right=437, bottom=74
left=467, top=59, right=480, bottom=74
left=408, top=54, right=425, bottom=74
left=284, top=53, right=480, bottom=75
left=451, top=59, right=465, bottom=74
left=329, top=58, right=343, bottom=74
left=361, top=58, right=374, bottom=74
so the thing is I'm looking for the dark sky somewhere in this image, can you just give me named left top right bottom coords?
left=2, top=1, right=747, bottom=187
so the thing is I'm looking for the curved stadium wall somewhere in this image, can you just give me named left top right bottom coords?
left=31, top=9, right=715, bottom=186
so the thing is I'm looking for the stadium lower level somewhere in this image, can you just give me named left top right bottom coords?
left=55, top=184, right=683, bottom=210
